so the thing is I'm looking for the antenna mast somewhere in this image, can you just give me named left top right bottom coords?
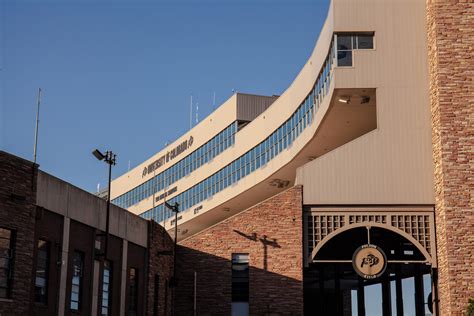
left=33, top=88, right=42, bottom=164
left=189, top=94, right=193, bottom=130
left=195, top=102, right=199, bottom=124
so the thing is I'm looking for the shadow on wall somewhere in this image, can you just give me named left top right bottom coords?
left=233, top=230, right=281, bottom=271
left=175, top=235, right=303, bottom=316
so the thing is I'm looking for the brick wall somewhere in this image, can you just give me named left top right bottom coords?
left=0, top=151, right=37, bottom=315
left=176, top=186, right=303, bottom=316
left=147, top=220, right=174, bottom=316
left=426, top=1, right=474, bottom=315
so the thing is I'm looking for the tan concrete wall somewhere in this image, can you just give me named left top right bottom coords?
left=37, top=170, right=148, bottom=247
left=297, top=0, right=435, bottom=205
left=426, top=1, right=474, bottom=315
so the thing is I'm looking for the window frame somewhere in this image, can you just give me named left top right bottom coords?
left=34, top=238, right=50, bottom=305
left=231, top=253, right=249, bottom=303
left=70, top=250, right=84, bottom=312
left=101, top=260, right=112, bottom=316
left=0, top=227, right=15, bottom=300
left=128, top=267, right=139, bottom=315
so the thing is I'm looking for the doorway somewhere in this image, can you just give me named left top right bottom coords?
left=304, top=227, right=435, bottom=316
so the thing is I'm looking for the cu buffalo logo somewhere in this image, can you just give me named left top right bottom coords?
left=142, top=167, right=148, bottom=177
left=360, top=253, right=379, bottom=268
left=352, top=244, right=387, bottom=279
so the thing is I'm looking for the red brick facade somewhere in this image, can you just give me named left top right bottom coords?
left=426, top=1, right=474, bottom=315
left=0, top=152, right=37, bottom=315
left=176, top=186, right=303, bottom=315
left=0, top=151, right=175, bottom=315
left=147, top=220, right=174, bottom=316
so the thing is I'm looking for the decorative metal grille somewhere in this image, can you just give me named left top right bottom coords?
left=304, top=208, right=435, bottom=266
left=391, top=215, right=432, bottom=257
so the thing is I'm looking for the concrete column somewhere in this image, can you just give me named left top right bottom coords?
left=120, top=240, right=128, bottom=316
left=91, top=260, right=100, bottom=316
left=57, top=217, right=70, bottom=316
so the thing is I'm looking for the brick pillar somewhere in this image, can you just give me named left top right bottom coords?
left=426, top=1, right=474, bottom=315
left=0, top=151, right=38, bottom=315
left=146, top=220, right=174, bottom=316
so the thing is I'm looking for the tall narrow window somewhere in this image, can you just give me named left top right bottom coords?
left=337, top=35, right=353, bottom=66
left=101, top=261, right=111, bottom=315
left=70, top=251, right=84, bottom=311
left=128, top=268, right=138, bottom=316
left=35, top=239, right=50, bottom=304
left=232, top=253, right=249, bottom=316
left=0, top=228, right=14, bottom=299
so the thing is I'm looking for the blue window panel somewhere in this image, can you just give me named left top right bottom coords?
left=255, top=144, right=261, bottom=157
left=236, top=167, right=242, bottom=181
left=250, top=155, right=256, bottom=173
left=235, top=157, right=241, bottom=170
left=245, top=162, right=250, bottom=175
left=223, top=174, right=228, bottom=188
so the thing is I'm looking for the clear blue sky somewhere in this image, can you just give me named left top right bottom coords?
left=1, top=0, right=329, bottom=193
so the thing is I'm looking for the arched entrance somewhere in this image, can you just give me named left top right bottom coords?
left=304, top=225, right=436, bottom=316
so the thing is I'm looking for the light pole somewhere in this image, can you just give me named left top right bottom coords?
left=165, top=201, right=179, bottom=316
left=92, top=149, right=116, bottom=260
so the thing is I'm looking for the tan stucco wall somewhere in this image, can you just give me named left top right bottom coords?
left=297, top=0, right=435, bottom=205
left=37, top=170, right=148, bottom=247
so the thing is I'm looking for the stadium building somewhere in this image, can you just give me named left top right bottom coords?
left=109, top=0, right=473, bottom=315
left=0, top=0, right=471, bottom=315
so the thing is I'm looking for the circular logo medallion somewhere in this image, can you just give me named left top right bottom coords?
left=352, top=244, right=387, bottom=279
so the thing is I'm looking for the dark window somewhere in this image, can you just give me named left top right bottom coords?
left=336, top=33, right=374, bottom=67
left=35, top=239, right=50, bottom=304
left=70, top=251, right=84, bottom=311
left=128, top=268, right=138, bottom=316
left=101, top=261, right=111, bottom=315
left=0, top=228, right=14, bottom=299
left=232, top=253, right=249, bottom=302
left=337, top=35, right=352, bottom=50
left=337, top=35, right=353, bottom=67
left=357, top=34, right=374, bottom=49
left=337, top=51, right=353, bottom=67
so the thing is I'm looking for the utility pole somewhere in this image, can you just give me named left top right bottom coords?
left=92, top=149, right=117, bottom=260
left=165, top=201, right=179, bottom=316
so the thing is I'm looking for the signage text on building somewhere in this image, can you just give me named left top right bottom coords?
left=142, top=136, right=194, bottom=177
